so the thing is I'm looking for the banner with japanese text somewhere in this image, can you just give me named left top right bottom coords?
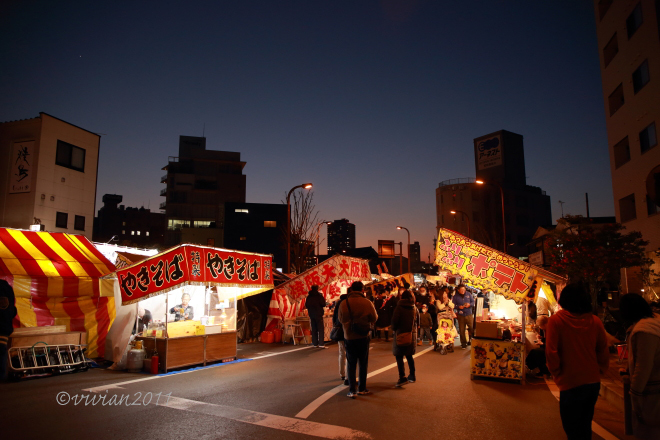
left=119, top=244, right=273, bottom=305
left=367, top=273, right=414, bottom=293
left=435, top=228, right=541, bottom=304
left=265, top=255, right=371, bottom=327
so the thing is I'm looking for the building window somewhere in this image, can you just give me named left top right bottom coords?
left=234, top=209, right=249, bottom=213
left=137, top=231, right=141, bottom=236
left=146, top=231, right=150, bottom=237
left=55, top=140, right=86, bottom=172
left=193, top=220, right=211, bottom=228
left=619, top=194, right=637, bottom=223
left=603, top=33, right=618, bottom=67
left=647, top=195, right=659, bottom=216
left=627, top=3, right=643, bottom=39
left=131, top=231, right=135, bottom=236
left=633, top=60, right=650, bottom=93
left=74, top=215, right=85, bottom=231
left=168, top=219, right=188, bottom=230
left=613, top=136, right=631, bottom=168
left=55, top=212, right=68, bottom=228
left=122, top=230, right=125, bottom=235
left=640, top=122, right=657, bottom=153
left=122, top=222, right=126, bottom=226
left=264, top=221, right=276, bottom=228
left=608, top=83, right=624, bottom=116
left=240, top=237, right=247, bottom=241
left=598, top=0, right=613, bottom=21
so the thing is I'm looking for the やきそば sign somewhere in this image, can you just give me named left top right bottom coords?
left=435, top=228, right=539, bottom=304
left=119, top=245, right=272, bottom=305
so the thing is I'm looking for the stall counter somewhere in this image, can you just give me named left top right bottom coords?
left=470, top=338, right=525, bottom=384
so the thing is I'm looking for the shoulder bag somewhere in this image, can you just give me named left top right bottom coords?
left=396, top=307, right=417, bottom=346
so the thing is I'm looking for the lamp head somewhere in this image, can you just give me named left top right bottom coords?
left=302, top=183, right=313, bottom=189
left=396, top=226, right=403, bottom=230
left=450, top=210, right=457, bottom=214
left=475, top=180, right=484, bottom=185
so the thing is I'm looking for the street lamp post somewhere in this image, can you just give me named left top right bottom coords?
left=396, top=226, right=410, bottom=273
left=450, top=210, right=471, bottom=239
left=286, top=183, right=313, bottom=274
left=476, top=179, right=506, bottom=253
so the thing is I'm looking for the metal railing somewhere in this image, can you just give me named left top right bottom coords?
left=438, top=177, right=476, bottom=188
left=159, top=202, right=166, bottom=210
left=161, top=174, right=168, bottom=182
left=160, top=188, right=167, bottom=196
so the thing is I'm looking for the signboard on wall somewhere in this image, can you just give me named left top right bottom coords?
left=476, top=134, right=502, bottom=170
left=378, top=240, right=396, bottom=258
left=9, top=141, right=34, bottom=193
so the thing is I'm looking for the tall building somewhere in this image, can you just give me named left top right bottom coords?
left=224, top=202, right=287, bottom=269
left=410, top=241, right=421, bottom=272
left=327, top=218, right=356, bottom=255
left=161, top=136, right=246, bottom=247
left=93, top=194, right=166, bottom=248
left=593, top=0, right=660, bottom=294
left=435, top=130, right=552, bottom=259
left=0, top=112, right=100, bottom=240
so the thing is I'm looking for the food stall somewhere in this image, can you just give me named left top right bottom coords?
left=366, top=273, right=415, bottom=292
left=435, top=228, right=566, bottom=383
left=118, top=244, right=272, bottom=372
left=265, top=255, right=371, bottom=342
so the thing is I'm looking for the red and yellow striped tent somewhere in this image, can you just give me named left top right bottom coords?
left=0, top=228, right=117, bottom=358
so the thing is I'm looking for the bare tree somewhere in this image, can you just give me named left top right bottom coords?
left=281, top=190, right=321, bottom=274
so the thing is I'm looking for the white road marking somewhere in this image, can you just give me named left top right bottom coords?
left=82, top=345, right=314, bottom=393
left=543, top=378, right=620, bottom=440
left=295, top=346, right=434, bottom=419
left=160, top=395, right=372, bottom=440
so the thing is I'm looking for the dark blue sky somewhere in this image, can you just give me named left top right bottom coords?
left=1, top=1, right=610, bottom=260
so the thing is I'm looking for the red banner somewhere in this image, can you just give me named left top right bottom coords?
left=119, top=245, right=273, bottom=305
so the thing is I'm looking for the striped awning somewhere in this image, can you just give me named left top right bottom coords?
left=0, top=228, right=117, bottom=358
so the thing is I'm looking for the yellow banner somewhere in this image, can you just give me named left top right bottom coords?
left=435, top=228, right=539, bottom=305
left=367, top=273, right=414, bottom=293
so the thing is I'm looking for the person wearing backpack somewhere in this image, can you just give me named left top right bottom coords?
left=338, top=281, right=378, bottom=399
left=392, top=290, right=419, bottom=387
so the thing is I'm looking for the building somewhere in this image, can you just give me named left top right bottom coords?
left=93, top=194, right=166, bottom=248
left=0, top=112, right=100, bottom=240
left=327, top=218, right=356, bottom=255
left=435, top=130, right=552, bottom=259
left=410, top=241, right=421, bottom=272
left=224, top=202, right=287, bottom=270
left=593, top=0, right=660, bottom=295
left=161, top=136, right=246, bottom=247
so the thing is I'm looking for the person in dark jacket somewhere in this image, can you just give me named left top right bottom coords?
left=418, top=305, right=433, bottom=345
left=0, top=279, right=17, bottom=381
left=392, top=290, right=419, bottom=387
left=305, top=285, right=327, bottom=348
left=338, top=282, right=378, bottom=398
left=332, top=292, right=348, bottom=384
left=375, top=288, right=392, bottom=341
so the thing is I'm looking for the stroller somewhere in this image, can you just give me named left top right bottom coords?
left=435, top=318, right=457, bottom=354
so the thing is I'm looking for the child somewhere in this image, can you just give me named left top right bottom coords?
left=436, top=319, right=457, bottom=354
left=418, top=305, right=433, bottom=345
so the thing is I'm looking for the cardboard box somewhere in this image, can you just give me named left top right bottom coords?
left=475, top=321, right=501, bottom=339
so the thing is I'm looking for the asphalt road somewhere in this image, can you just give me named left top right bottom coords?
left=1, top=339, right=617, bottom=440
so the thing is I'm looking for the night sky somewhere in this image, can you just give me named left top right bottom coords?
left=1, top=1, right=611, bottom=260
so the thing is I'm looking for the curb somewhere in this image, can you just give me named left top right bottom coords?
left=600, top=378, right=624, bottom=412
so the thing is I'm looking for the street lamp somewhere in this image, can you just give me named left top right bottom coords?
left=396, top=226, right=410, bottom=273
left=450, top=210, right=470, bottom=239
left=316, top=221, right=331, bottom=257
left=475, top=179, right=506, bottom=253
left=286, top=183, right=313, bottom=273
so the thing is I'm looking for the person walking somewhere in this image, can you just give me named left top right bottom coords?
left=619, top=293, right=660, bottom=439
left=338, top=281, right=378, bottom=398
left=418, top=305, right=433, bottom=345
left=0, top=279, right=17, bottom=382
left=392, top=290, right=419, bottom=386
left=332, top=291, right=349, bottom=385
left=305, top=285, right=327, bottom=348
left=545, top=283, right=609, bottom=440
left=453, top=284, right=474, bottom=349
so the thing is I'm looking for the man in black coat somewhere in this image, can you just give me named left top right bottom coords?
left=305, top=285, right=327, bottom=348
left=0, top=279, right=17, bottom=381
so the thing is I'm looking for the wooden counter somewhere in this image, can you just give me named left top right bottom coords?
left=136, top=331, right=237, bottom=373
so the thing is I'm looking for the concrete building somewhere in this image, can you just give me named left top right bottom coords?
left=93, top=194, right=166, bottom=248
left=0, top=112, right=100, bottom=240
left=593, top=0, right=660, bottom=295
left=435, top=130, right=552, bottom=259
left=327, top=218, right=356, bottom=255
left=410, top=241, right=421, bottom=272
left=224, top=202, right=287, bottom=270
left=161, top=136, right=246, bottom=247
